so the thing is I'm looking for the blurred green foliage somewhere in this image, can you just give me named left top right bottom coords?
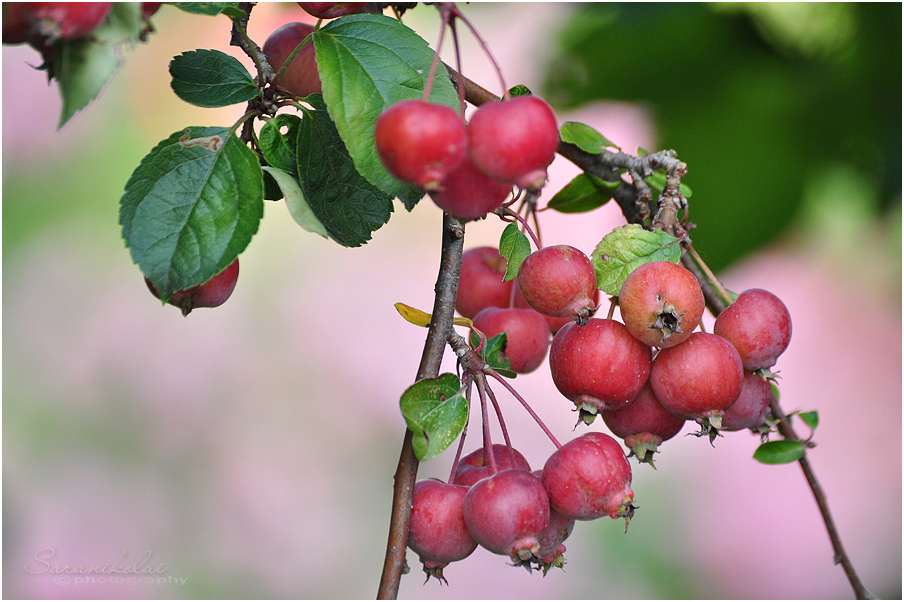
left=543, top=3, right=901, bottom=272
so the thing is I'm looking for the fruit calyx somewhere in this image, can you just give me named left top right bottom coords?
left=649, top=297, right=686, bottom=345
left=688, top=412, right=725, bottom=446
left=623, top=432, right=665, bottom=468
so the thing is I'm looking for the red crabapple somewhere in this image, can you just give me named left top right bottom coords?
left=141, top=2, right=163, bottom=19
left=601, top=381, right=686, bottom=466
left=530, top=470, right=575, bottom=574
left=619, top=260, right=705, bottom=348
left=298, top=2, right=368, bottom=19
left=428, top=154, right=512, bottom=221
left=472, top=307, right=551, bottom=374
left=6, top=2, right=111, bottom=45
left=516, top=245, right=598, bottom=322
left=548, top=319, right=652, bottom=421
left=650, top=332, right=744, bottom=431
left=713, top=288, right=792, bottom=371
left=721, top=370, right=775, bottom=431
left=514, top=285, right=600, bottom=334
left=541, top=432, right=635, bottom=526
left=462, top=469, right=550, bottom=562
left=452, top=444, right=531, bottom=488
left=146, top=258, right=240, bottom=316
left=456, top=247, right=512, bottom=319
left=467, top=95, right=559, bottom=190
left=408, top=479, right=478, bottom=582
left=375, top=100, right=468, bottom=191
left=262, top=22, right=321, bottom=98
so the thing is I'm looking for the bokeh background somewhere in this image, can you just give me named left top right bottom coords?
left=3, top=3, right=901, bottom=599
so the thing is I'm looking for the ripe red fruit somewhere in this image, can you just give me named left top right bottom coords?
left=650, top=332, right=744, bottom=430
left=516, top=245, right=598, bottom=322
left=456, top=247, right=512, bottom=319
left=548, top=319, right=652, bottom=421
left=462, top=469, right=550, bottom=562
left=541, top=432, right=635, bottom=525
left=375, top=100, right=468, bottom=191
left=141, top=2, right=163, bottom=19
left=452, top=444, right=531, bottom=488
left=6, top=2, right=112, bottom=45
left=529, top=470, right=575, bottom=574
left=713, top=288, right=792, bottom=371
left=513, top=285, right=600, bottom=334
left=618, top=260, right=705, bottom=348
left=408, top=479, right=478, bottom=583
left=428, top=153, right=512, bottom=221
left=298, top=2, right=368, bottom=19
left=467, top=95, right=559, bottom=190
left=601, top=381, right=686, bottom=466
left=472, top=307, right=551, bottom=374
left=262, top=22, right=321, bottom=98
left=146, top=258, right=240, bottom=316
left=721, top=371, right=775, bottom=431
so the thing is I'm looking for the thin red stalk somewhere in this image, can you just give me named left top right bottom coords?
left=450, top=6, right=508, bottom=98
left=421, top=8, right=449, bottom=102
left=447, top=380, right=472, bottom=483
left=475, top=375, right=498, bottom=474
left=481, top=374, right=517, bottom=466
left=485, top=369, right=561, bottom=449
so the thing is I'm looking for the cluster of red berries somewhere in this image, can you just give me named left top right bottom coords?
left=2, top=3, right=161, bottom=49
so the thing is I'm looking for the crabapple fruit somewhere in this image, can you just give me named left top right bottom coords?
left=408, top=479, right=478, bottom=582
left=298, top=2, right=368, bottom=19
left=541, top=432, right=635, bottom=525
left=721, top=370, right=775, bottom=431
left=650, top=332, right=744, bottom=429
left=462, top=469, right=550, bottom=562
left=467, top=95, right=559, bottom=190
left=262, top=22, right=321, bottom=98
left=548, top=319, right=652, bottom=420
left=5, top=2, right=111, bottom=45
left=601, top=381, right=686, bottom=466
left=455, top=247, right=512, bottom=319
left=146, top=258, right=239, bottom=317
left=618, top=260, right=705, bottom=348
left=513, top=285, right=600, bottom=334
left=375, top=100, right=468, bottom=191
left=428, top=154, right=512, bottom=221
left=472, top=307, right=551, bottom=374
left=530, top=470, right=575, bottom=573
left=713, top=288, right=792, bottom=370
left=141, top=2, right=163, bottom=19
left=516, top=245, right=598, bottom=322
left=453, top=444, right=531, bottom=488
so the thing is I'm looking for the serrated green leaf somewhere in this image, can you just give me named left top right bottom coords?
left=169, top=2, right=242, bottom=16
left=54, top=3, right=143, bottom=128
left=547, top=173, right=619, bottom=214
left=508, top=84, right=532, bottom=97
left=591, top=224, right=681, bottom=295
left=260, top=114, right=302, bottom=174
left=400, top=374, right=468, bottom=461
left=312, top=14, right=459, bottom=202
left=296, top=95, right=394, bottom=247
left=560, top=121, right=619, bottom=153
left=120, top=126, right=264, bottom=300
left=499, top=224, right=531, bottom=282
left=169, top=49, right=258, bottom=108
left=262, top=166, right=330, bottom=240
left=753, top=440, right=806, bottom=464
left=469, top=331, right=516, bottom=378
left=797, top=411, right=819, bottom=431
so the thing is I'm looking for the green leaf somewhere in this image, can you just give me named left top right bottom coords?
left=296, top=95, right=394, bottom=247
left=400, top=374, right=468, bottom=461
left=498, top=224, right=532, bottom=282
left=169, top=49, right=258, bottom=108
left=120, top=126, right=264, bottom=301
left=753, top=440, right=806, bottom=464
left=54, top=3, right=143, bottom=128
left=169, top=2, right=243, bottom=17
left=508, top=84, right=533, bottom=97
left=261, top=166, right=330, bottom=240
left=469, top=331, right=516, bottom=378
left=591, top=224, right=681, bottom=295
left=797, top=411, right=819, bottom=431
left=560, top=121, right=620, bottom=153
left=547, top=173, right=619, bottom=213
left=259, top=114, right=302, bottom=175
left=312, top=14, right=459, bottom=202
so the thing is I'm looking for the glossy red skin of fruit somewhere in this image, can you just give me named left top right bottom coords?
left=428, top=153, right=512, bottom=220
left=713, top=288, right=792, bottom=370
left=467, top=95, right=559, bottom=190
left=650, top=332, right=744, bottom=421
left=462, top=469, right=550, bottom=562
left=2, top=4, right=33, bottom=44
left=18, top=3, right=111, bottom=43
left=516, top=245, right=598, bottom=319
left=456, top=246, right=512, bottom=319
left=298, top=2, right=368, bottom=19
left=602, top=381, right=685, bottom=442
left=549, top=319, right=652, bottom=412
left=262, top=22, right=321, bottom=98
left=141, top=2, right=163, bottom=19
left=541, top=432, right=634, bottom=521
left=146, top=258, right=239, bottom=316
left=408, top=479, right=478, bottom=570
left=721, top=370, right=775, bottom=431
left=619, top=260, right=705, bottom=348
left=453, top=444, right=530, bottom=488
left=375, top=99, right=468, bottom=190
left=531, top=470, right=575, bottom=564
left=514, top=286, right=599, bottom=334
left=472, top=307, right=551, bottom=374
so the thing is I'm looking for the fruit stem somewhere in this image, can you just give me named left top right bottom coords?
left=475, top=373, right=498, bottom=475
left=686, top=244, right=733, bottom=309
left=447, top=382, right=472, bottom=483
left=497, top=207, right=542, bottom=250
left=273, top=33, right=314, bottom=88
left=448, top=5, right=509, bottom=99
left=481, top=374, right=517, bottom=466
left=422, top=6, right=450, bottom=102
left=485, top=369, right=562, bottom=449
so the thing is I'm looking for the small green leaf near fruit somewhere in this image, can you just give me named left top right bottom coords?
left=498, top=224, right=532, bottom=282
left=169, top=49, right=259, bottom=108
left=547, top=173, right=619, bottom=214
left=591, top=224, right=681, bottom=295
left=400, top=374, right=469, bottom=462
left=559, top=121, right=620, bottom=153
left=753, top=440, right=806, bottom=465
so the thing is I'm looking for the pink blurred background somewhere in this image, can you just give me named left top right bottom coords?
left=3, top=4, right=900, bottom=599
